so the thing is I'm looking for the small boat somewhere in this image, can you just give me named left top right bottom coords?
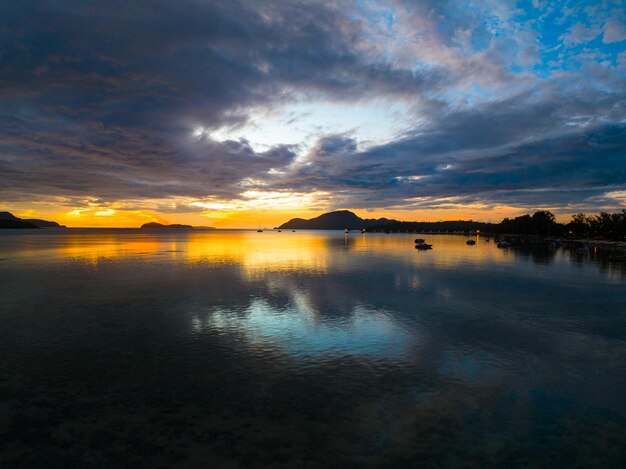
left=278, top=230, right=282, bottom=232
left=497, top=241, right=510, bottom=248
left=485, top=238, right=490, bottom=242
left=257, top=229, right=263, bottom=232
left=415, top=238, right=425, bottom=243
left=466, top=239, right=476, bottom=245
left=292, top=230, right=296, bottom=232
left=415, top=243, right=433, bottom=250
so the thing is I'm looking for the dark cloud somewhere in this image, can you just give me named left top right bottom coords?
left=0, top=0, right=624, bottom=214
left=273, top=93, right=626, bottom=210
left=0, top=0, right=443, bottom=203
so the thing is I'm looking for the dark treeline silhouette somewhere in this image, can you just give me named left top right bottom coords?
left=566, top=210, right=626, bottom=240
left=367, top=219, right=497, bottom=233
left=368, top=209, right=626, bottom=240
left=499, top=210, right=557, bottom=236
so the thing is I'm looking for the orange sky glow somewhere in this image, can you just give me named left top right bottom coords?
left=7, top=198, right=580, bottom=229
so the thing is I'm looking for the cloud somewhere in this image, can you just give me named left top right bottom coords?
left=0, top=0, right=624, bottom=219
left=603, top=19, right=626, bottom=44
left=271, top=87, right=626, bottom=211
left=561, top=23, right=601, bottom=47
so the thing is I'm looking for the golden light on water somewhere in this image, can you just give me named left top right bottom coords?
left=9, top=231, right=514, bottom=274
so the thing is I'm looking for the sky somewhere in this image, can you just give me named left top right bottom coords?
left=1, top=0, right=625, bottom=228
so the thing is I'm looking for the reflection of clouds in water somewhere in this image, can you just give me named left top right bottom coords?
left=191, top=295, right=415, bottom=359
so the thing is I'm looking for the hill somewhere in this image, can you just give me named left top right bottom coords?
left=278, top=210, right=396, bottom=230
left=23, top=218, right=64, bottom=228
left=0, top=212, right=19, bottom=221
left=0, top=219, right=39, bottom=229
left=0, top=211, right=65, bottom=228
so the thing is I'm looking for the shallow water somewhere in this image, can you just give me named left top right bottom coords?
left=1, top=229, right=625, bottom=467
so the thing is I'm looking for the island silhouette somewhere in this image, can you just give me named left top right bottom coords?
left=278, top=210, right=395, bottom=230
left=140, top=222, right=195, bottom=230
left=1, top=208, right=624, bottom=241
left=0, top=211, right=66, bottom=229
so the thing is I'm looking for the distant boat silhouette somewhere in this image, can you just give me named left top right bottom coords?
left=257, top=223, right=263, bottom=233
left=466, top=239, right=476, bottom=245
left=415, top=239, right=432, bottom=250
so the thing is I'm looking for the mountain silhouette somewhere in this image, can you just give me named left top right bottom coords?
left=140, top=222, right=194, bottom=229
left=0, top=212, right=19, bottom=221
left=0, top=211, right=65, bottom=228
left=278, top=210, right=395, bottom=230
left=0, top=219, right=39, bottom=229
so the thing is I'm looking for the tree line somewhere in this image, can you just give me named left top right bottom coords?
left=501, top=210, right=626, bottom=239
left=565, top=210, right=626, bottom=240
left=367, top=209, right=626, bottom=240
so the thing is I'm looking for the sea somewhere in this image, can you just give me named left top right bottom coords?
left=1, top=229, right=625, bottom=467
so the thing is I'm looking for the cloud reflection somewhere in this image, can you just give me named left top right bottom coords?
left=192, top=297, right=414, bottom=359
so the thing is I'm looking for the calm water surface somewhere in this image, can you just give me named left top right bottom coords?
left=1, top=230, right=625, bottom=467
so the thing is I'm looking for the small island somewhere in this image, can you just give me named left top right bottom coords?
left=278, top=210, right=395, bottom=230
left=140, top=222, right=195, bottom=230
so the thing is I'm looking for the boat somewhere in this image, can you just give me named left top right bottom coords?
left=257, top=223, right=263, bottom=233
left=415, top=239, right=432, bottom=250
left=466, top=239, right=476, bottom=245
left=278, top=230, right=282, bottom=232
left=497, top=240, right=510, bottom=248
